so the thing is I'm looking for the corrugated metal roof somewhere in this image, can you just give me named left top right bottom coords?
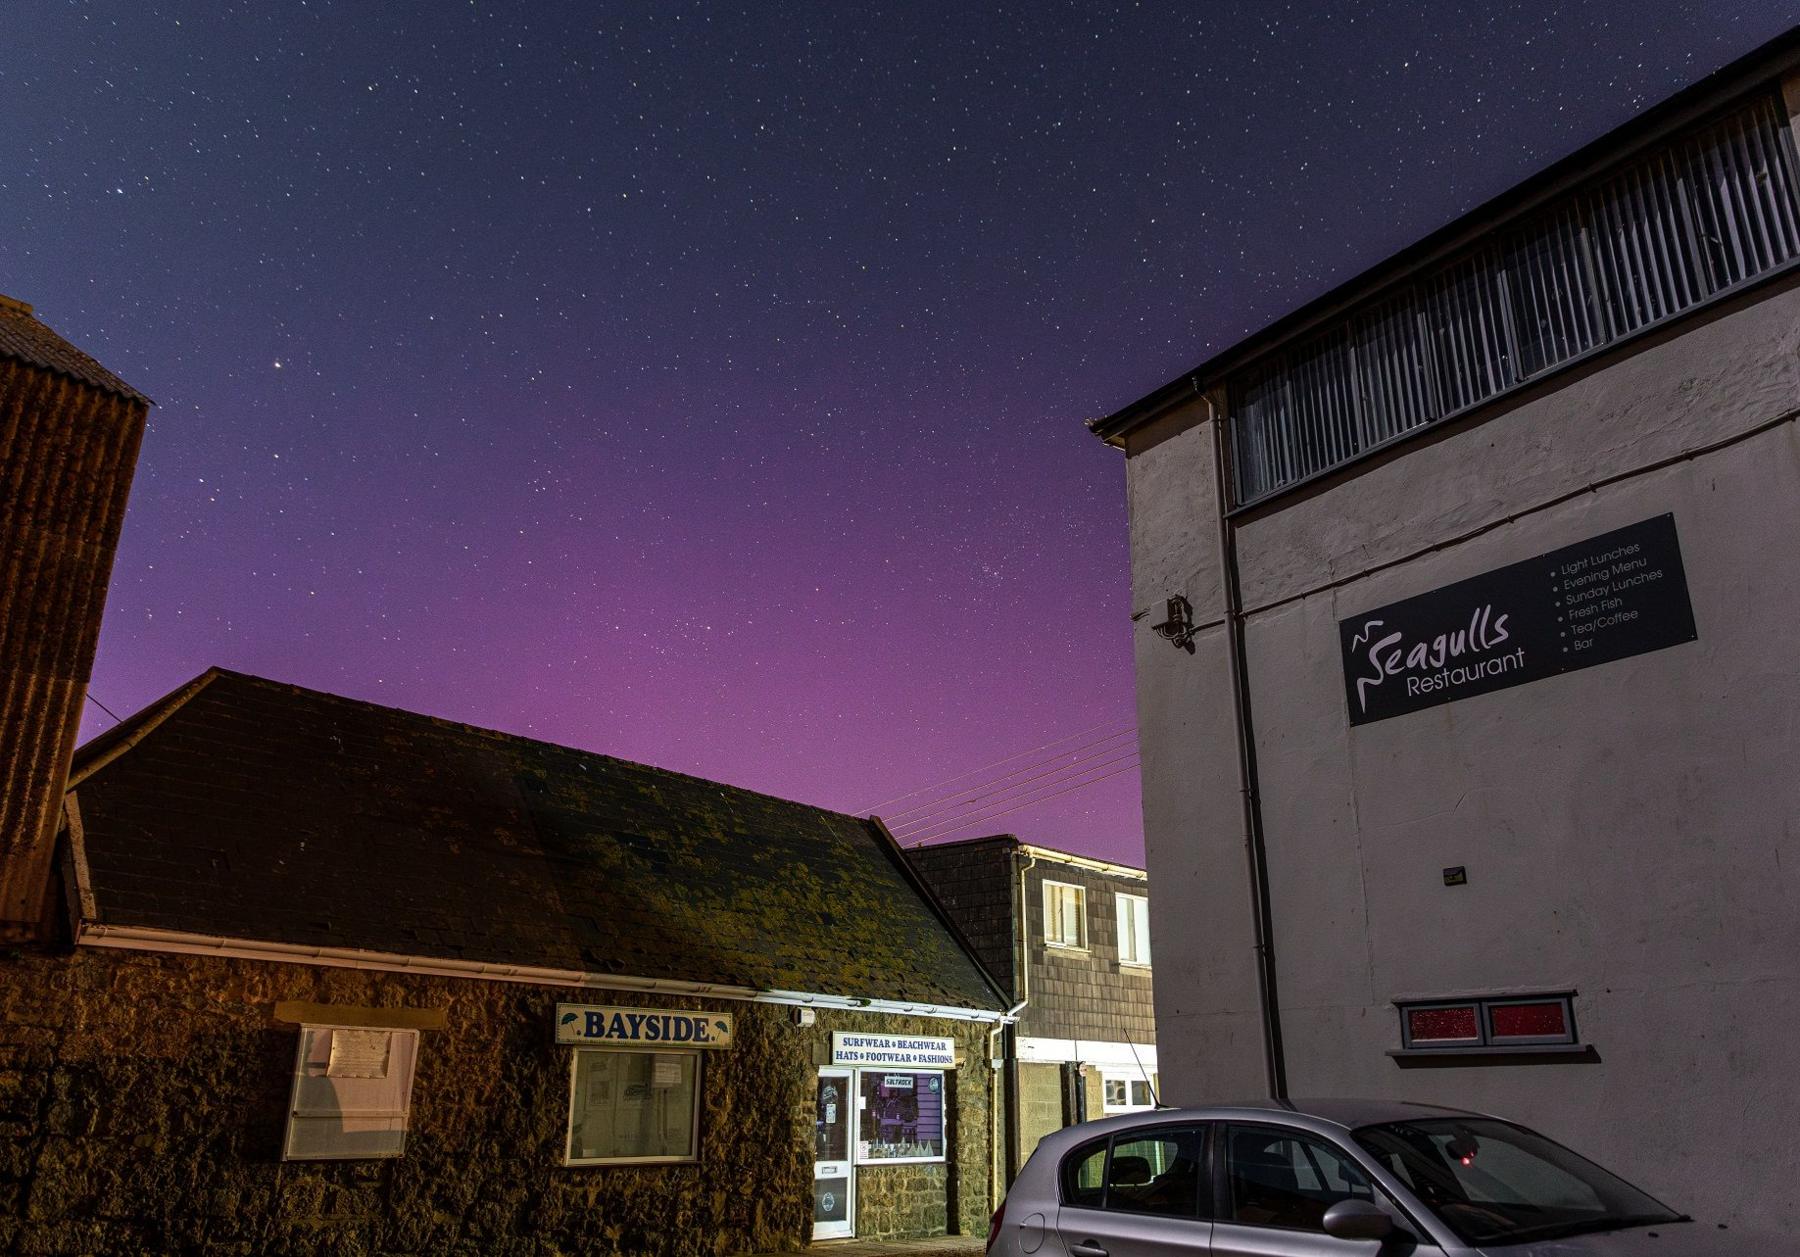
left=0, top=296, right=149, bottom=405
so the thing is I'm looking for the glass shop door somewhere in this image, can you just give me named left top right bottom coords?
left=813, top=1067, right=855, bottom=1239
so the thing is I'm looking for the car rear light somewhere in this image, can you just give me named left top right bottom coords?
left=986, top=1197, right=1006, bottom=1251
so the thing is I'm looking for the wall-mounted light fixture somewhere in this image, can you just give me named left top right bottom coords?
left=1152, top=595, right=1198, bottom=653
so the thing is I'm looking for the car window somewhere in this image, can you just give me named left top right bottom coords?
left=1062, top=1138, right=1108, bottom=1208
left=1224, top=1125, right=1376, bottom=1232
left=1106, top=1128, right=1207, bottom=1218
left=1061, top=1127, right=1209, bottom=1218
left=1354, top=1117, right=1679, bottom=1246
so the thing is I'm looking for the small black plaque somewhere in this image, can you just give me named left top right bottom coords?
left=1443, top=866, right=1467, bottom=887
left=1340, top=515, right=1697, bottom=726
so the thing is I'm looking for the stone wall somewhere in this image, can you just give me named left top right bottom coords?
left=0, top=944, right=996, bottom=1255
left=853, top=1164, right=947, bottom=1241
left=1014, top=1061, right=1063, bottom=1169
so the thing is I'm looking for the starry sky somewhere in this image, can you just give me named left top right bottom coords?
left=5, top=1, right=1795, bottom=864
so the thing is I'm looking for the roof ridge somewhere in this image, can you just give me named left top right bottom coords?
left=166, top=667, right=868, bottom=823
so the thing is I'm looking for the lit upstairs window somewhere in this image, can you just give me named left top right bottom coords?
left=1043, top=880, right=1087, bottom=949
left=1117, top=892, right=1151, bottom=966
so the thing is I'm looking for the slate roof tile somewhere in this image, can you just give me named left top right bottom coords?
left=70, top=669, right=1004, bottom=1011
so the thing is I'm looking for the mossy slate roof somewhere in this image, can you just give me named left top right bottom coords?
left=70, top=670, right=1005, bottom=1011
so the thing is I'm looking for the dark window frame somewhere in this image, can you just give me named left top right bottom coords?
left=1396, top=993, right=1579, bottom=1052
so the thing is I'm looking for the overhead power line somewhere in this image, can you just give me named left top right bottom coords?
left=900, top=759, right=1143, bottom=848
left=86, top=691, right=123, bottom=724
left=889, top=744, right=1141, bottom=838
left=882, top=727, right=1137, bottom=826
left=853, top=717, right=1132, bottom=815
left=893, top=751, right=1142, bottom=842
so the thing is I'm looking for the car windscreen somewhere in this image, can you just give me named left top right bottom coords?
left=1353, top=1117, right=1681, bottom=1246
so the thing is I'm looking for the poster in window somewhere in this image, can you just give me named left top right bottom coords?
left=326, top=1029, right=392, bottom=1079
left=855, top=1070, right=946, bottom=1162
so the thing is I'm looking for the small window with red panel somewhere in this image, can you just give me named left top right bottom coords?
left=1397, top=994, right=1576, bottom=1052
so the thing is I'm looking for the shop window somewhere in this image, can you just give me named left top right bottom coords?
left=566, top=1049, right=701, bottom=1165
left=1117, top=892, right=1151, bottom=965
left=283, top=1025, right=420, bottom=1160
left=1397, top=994, right=1577, bottom=1052
left=1043, top=880, right=1087, bottom=949
left=855, top=1070, right=946, bottom=1163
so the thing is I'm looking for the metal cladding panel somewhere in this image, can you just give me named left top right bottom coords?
left=1230, top=92, right=1800, bottom=505
left=0, top=343, right=149, bottom=937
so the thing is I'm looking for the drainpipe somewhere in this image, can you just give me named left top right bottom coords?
left=1210, top=399, right=1289, bottom=1099
left=987, top=997, right=1026, bottom=1207
left=1003, top=850, right=1036, bottom=1186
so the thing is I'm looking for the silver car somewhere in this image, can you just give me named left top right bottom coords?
left=986, top=1099, right=1780, bottom=1255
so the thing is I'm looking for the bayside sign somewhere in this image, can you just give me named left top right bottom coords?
left=555, top=1004, right=734, bottom=1049
left=1339, top=514, right=1697, bottom=726
left=830, top=1032, right=955, bottom=1068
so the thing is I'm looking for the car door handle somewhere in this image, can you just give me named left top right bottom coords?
left=1068, top=1243, right=1108, bottom=1257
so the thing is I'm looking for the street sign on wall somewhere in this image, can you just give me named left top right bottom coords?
left=555, top=1004, right=734, bottom=1048
left=830, top=1032, right=955, bottom=1067
left=1339, top=514, right=1697, bottom=726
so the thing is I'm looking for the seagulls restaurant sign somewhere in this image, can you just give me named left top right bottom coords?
left=1339, top=515, right=1697, bottom=726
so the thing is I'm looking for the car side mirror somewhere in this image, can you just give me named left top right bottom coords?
left=1322, top=1198, right=1395, bottom=1241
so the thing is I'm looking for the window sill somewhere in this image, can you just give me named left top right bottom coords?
left=1388, top=1044, right=1597, bottom=1067
left=1043, top=943, right=1090, bottom=955
left=1118, top=961, right=1152, bottom=972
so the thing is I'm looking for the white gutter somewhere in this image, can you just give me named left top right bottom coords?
left=1017, top=843, right=1146, bottom=880
left=74, top=922, right=1015, bottom=1024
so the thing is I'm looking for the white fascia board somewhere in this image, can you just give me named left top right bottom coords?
left=75, top=923, right=1013, bottom=1023
left=1017, top=845, right=1147, bottom=881
left=1016, top=1036, right=1158, bottom=1069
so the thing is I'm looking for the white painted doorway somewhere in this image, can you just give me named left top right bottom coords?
left=812, top=1067, right=855, bottom=1239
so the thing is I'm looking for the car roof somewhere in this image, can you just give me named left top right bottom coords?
left=1022, top=1097, right=1488, bottom=1168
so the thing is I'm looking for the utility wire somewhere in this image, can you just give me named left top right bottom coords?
left=889, top=744, right=1142, bottom=838
left=882, top=727, right=1137, bottom=826
left=85, top=691, right=123, bottom=724
left=854, top=717, right=1132, bottom=815
left=901, top=759, right=1143, bottom=848
left=896, top=752, right=1142, bottom=842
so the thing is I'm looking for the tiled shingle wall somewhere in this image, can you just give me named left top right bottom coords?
left=1020, top=860, right=1155, bottom=1046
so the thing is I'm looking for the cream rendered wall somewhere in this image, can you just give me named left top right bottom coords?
left=1121, top=268, right=1800, bottom=1230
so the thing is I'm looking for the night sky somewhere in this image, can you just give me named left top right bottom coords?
left=6, top=2, right=1794, bottom=864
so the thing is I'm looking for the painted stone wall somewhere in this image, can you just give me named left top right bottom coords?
left=0, top=944, right=995, bottom=1255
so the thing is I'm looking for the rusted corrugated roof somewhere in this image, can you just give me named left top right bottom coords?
left=68, top=669, right=1007, bottom=1012
left=0, top=296, right=149, bottom=404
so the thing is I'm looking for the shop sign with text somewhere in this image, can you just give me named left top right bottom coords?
left=1339, top=514, right=1697, bottom=726
left=830, top=1032, right=955, bottom=1067
left=556, top=1004, right=734, bottom=1049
